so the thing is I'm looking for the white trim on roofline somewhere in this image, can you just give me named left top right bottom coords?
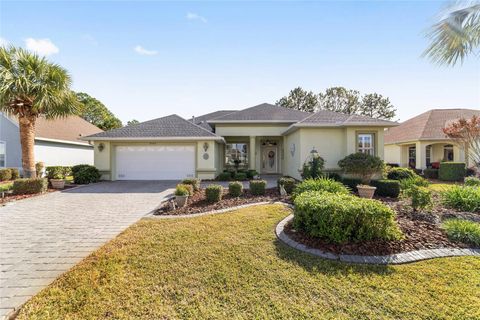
left=35, top=137, right=93, bottom=147
left=207, top=120, right=299, bottom=124
left=80, top=136, right=225, bottom=142
left=385, top=138, right=457, bottom=145
left=282, top=122, right=398, bottom=135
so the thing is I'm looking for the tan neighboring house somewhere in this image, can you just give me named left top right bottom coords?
left=384, top=108, right=479, bottom=170
left=83, top=103, right=397, bottom=181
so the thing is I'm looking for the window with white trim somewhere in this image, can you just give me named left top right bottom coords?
left=0, top=141, right=5, bottom=168
left=357, top=133, right=375, bottom=155
left=426, top=145, right=432, bottom=167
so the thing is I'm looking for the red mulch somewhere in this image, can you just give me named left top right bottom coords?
left=0, top=185, right=76, bottom=205
left=155, top=188, right=289, bottom=215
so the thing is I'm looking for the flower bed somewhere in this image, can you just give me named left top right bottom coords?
left=155, top=188, right=287, bottom=215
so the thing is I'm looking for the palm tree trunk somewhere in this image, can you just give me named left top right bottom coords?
left=18, top=115, right=37, bottom=178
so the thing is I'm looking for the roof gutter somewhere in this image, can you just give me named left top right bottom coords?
left=35, top=137, right=93, bottom=147
left=80, top=136, right=225, bottom=143
left=207, top=120, right=299, bottom=124
left=282, top=122, right=398, bottom=135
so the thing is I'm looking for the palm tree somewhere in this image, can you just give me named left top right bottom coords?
left=0, top=46, right=79, bottom=177
left=424, top=2, right=480, bottom=65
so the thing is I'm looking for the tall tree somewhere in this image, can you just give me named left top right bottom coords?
left=76, top=92, right=122, bottom=130
left=424, top=3, right=480, bottom=65
left=127, top=119, right=140, bottom=126
left=318, top=87, right=361, bottom=115
left=360, top=93, right=396, bottom=120
left=0, top=46, right=79, bottom=177
left=275, top=87, right=318, bottom=112
left=443, top=115, right=480, bottom=171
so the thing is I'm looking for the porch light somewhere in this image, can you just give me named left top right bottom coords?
left=203, top=142, right=209, bottom=152
left=98, top=143, right=105, bottom=152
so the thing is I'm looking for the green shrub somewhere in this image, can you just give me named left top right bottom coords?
left=442, top=219, right=480, bottom=247
left=301, top=154, right=325, bottom=179
left=234, top=172, right=248, bottom=181
left=72, top=165, right=100, bottom=184
left=370, top=179, right=401, bottom=198
left=423, top=168, right=439, bottom=179
left=0, top=169, right=12, bottom=181
left=177, top=183, right=193, bottom=196
left=402, top=185, right=433, bottom=212
left=340, top=177, right=363, bottom=192
left=181, top=178, right=201, bottom=191
left=439, top=162, right=466, bottom=181
left=464, top=177, right=480, bottom=187
left=8, top=168, right=20, bottom=180
left=71, top=164, right=90, bottom=176
left=249, top=180, right=266, bottom=196
left=216, top=172, right=232, bottom=181
left=174, top=185, right=189, bottom=196
left=228, top=181, right=243, bottom=197
left=293, top=178, right=350, bottom=199
left=277, top=177, right=296, bottom=194
left=293, top=191, right=402, bottom=244
left=35, top=162, right=45, bottom=176
left=399, top=176, right=430, bottom=190
left=12, top=178, right=48, bottom=195
left=246, top=170, right=258, bottom=179
left=45, top=166, right=70, bottom=180
left=387, top=167, right=416, bottom=180
left=441, top=186, right=480, bottom=212
left=206, top=184, right=223, bottom=203
left=323, top=171, right=342, bottom=181
left=338, top=152, right=384, bottom=184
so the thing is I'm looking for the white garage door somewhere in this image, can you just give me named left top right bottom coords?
left=115, top=145, right=195, bottom=180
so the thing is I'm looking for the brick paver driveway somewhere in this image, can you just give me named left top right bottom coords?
left=0, top=181, right=176, bottom=319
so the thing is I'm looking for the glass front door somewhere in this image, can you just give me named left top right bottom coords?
left=262, top=146, right=277, bottom=173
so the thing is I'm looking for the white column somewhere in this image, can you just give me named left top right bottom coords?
left=415, top=141, right=426, bottom=170
left=249, top=136, right=256, bottom=170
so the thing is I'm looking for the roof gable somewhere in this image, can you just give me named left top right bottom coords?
left=35, top=116, right=102, bottom=145
left=208, top=103, right=311, bottom=122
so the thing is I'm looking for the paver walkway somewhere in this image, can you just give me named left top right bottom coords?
left=0, top=181, right=175, bottom=319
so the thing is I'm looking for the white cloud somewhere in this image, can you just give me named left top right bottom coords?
left=186, top=12, right=207, bottom=23
left=0, top=37, right=8, bottom=46
left=134, top=45, right=158, bottom=56
left=25, top=38, right=59, bottom=56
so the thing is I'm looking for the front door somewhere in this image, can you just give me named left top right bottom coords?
left=262, top=146, right=278, bottom=173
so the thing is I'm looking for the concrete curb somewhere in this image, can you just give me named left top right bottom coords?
left=276, top=214, right=480, bottom=265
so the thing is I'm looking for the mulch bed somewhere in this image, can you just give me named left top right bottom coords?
left=0, top=184, right=77, bottom=205
left=284, top=196, right=477, bottom=256
left=155, top=188, right=289, bottom=215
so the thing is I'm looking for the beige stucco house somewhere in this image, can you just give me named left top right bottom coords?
left=384, top=109, right=479, bottom=170
left=83, top=103, right=397, bottom=181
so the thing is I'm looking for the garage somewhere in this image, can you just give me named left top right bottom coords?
left=115, top=145, right=195, bottom=180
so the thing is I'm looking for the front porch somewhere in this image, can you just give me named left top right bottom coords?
left=398, top=141, right=466, bottom=170
left=222, top=136, right=284, bottom=174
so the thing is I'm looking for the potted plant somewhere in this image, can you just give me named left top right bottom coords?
left=338, top=153, right=384, bottom=198
left=174, top=185, right=189, bottom=207
left=46, top=166, right=66, bottom=189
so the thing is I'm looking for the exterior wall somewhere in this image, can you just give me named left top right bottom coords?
left=284, top=129, right=302, bottom=179
left=384, top=144, right=401, bottom=165
left=0, top=112, right=22, bottom=169
left=196, top=140, right=217, bottom=180
left=34, top=141, right=94, bottom=167
left=215, top=124, right=290, bottom=137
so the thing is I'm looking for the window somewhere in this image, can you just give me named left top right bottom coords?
left=444, top=144, right=454, bottom=161
left=225, top=143, right=248, bottom=169
left=0, top=141, right=5, bottom=168
left=426, top=145, right=432, bottom=167
left=408, top=146, right=416, bottom=168
left=357, top=133, right=375, bottom=155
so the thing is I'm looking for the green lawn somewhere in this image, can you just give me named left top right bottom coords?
left=18, top=204, right=480, bottom=319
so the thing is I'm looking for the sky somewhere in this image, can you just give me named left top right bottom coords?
left=1, top=1, right=479, bottom=124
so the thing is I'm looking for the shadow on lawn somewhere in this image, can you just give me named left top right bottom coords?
left=273, top=240, right=395, bottom=276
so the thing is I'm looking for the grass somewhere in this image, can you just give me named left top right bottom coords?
left=443, top=219, right=480, bottom=247
left=17, top=204, right=480, bottom=319
left=0, top=181, right=13, bottom=192
left=428, top=183, right=455, bottom=193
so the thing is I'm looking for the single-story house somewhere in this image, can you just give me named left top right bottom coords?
left=384, top=108, right=479, bottom=170
left=83, top=103, right=397, bottom=181
left=0, top=112, right=103, bottom=170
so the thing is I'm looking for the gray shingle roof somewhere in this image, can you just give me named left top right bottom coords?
left=84, top=114, right=219, bottom=139
left=208, top=103, right=311, bottom=122
left=190, top=110, right=237, bottom=131
left=384, top=108, right=480, bottom=144
left=297, top=110, right=398, bottom=126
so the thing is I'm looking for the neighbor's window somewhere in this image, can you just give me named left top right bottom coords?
left=408, top=146, right=416, bottom=168
left=426, top=145, right=432, bottom=167
left=357, top=133, right=375, bottom=155
left=225, top=143, right=248, bottom=169
left=444, top=144, right=454, bottom=161
left=0, top=141, right=5, bottom=168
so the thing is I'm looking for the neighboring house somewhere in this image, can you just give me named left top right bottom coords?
left=84, top=103, right=397, bottom=181
left=0, top=112, right=103, bottom=170
left=384, top=108, right=479, bottom=170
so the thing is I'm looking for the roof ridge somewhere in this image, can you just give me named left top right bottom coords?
left=417, top=110, right=433, bottom=140
left=172, top=114, right=218, bottom=137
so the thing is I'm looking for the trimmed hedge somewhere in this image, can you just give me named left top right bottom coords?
left=206, top=184, right=223, bottom=203
left=441, top=186, right=480, bottom=213
left=293, top=191, right=402, bottom=244
left=216, top=172, right=232, bottom=181
left=340, top=177, right=362, bottom=192
left=234, top=172, right=248, bottom=181
left=370, top=179, right=401, bottom=198
left=293, top=178, right=350, bottom=200
left=228, top=181, right=243, bottom=197
left=439, top=162, right=466, bottom=181
left=0, top=169, right=12, bottom=181
left=423, top=168, right=439, bottom=179
left=387, top=167, right=416, bottom=180
left=323, top=172, right=342, bottom=182
left=181, top=178, right=201, bottom=192
left=249, top=180, right=266, bottom=196
left=72, top=165, right=100, bottom=184
left=9, top=168, right=20, bottom=180
left=13, top=178, right=48, bottom=195
left=246, top=170, right=258, bottom=179
left=277, top=177, right=296, bottom=194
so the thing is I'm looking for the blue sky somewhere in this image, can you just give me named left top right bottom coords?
left=1, top=1, right=479, bottom=123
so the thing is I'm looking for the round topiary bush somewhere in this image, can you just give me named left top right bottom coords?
left=292, top=178, right=350, bottom=199
left=228, top=181, right=243, bottom=197
left=338, top=152, right=384, bottom=184
left=277, top=177, right=296, bottom=194
left=72, top=165, right=100, bottom=184
left=386, top=167, right=417, bottom=180
left=293, top=191, right=403, bottom=244
left=206, top=184, right=223, bottom=203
